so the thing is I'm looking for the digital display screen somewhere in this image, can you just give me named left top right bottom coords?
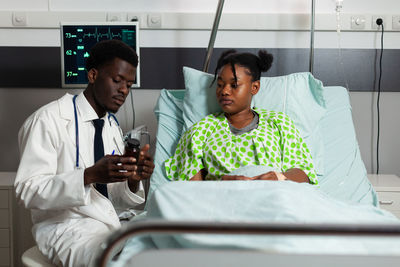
left=61, top=22, right=140, bottom=88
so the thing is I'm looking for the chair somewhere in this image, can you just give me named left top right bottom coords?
left=21, top=246, right=54, bottom=267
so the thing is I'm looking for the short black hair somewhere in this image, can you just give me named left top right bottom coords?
left=212, top=49, right=273, bottom=85
left=85, top=39, right=138, bottom=71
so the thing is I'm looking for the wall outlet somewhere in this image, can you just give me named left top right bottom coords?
left=12, top=12, right=27, bottom=26
left=372, top=15, right=386, bottom=30
left=393, top=15, right=400, bottom=30
left=127, top=13, right=140, bottom=22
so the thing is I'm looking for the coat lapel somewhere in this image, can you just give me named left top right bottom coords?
left=59, top=93, right=92, bottom=168
left=109, top=121, right=125, bottom=155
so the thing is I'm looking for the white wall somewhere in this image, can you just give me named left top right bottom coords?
left=350, top=92, right=400, bottom=175
left=1, top=1, right=399, bottom=266
left=0, top=1, right=398, bottom=173
left=2, top=0, right=400, bottom=13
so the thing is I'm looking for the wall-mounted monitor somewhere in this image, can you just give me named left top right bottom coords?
left=60, top=22, right=140, bottom=88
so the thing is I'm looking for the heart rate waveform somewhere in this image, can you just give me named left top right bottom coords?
left=81, top=28, right=126, bottom=42
left=82, top=32, right=96, bottom=39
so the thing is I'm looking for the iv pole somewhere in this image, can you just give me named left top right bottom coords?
left=203, top=0, right=316, bottom=74
left=309, top=0, right=316, bottom=74
left=203, top=0, right=225, bottom=72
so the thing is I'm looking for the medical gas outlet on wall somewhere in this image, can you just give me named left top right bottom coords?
left=12, top=12, right=27, bottom=26
left=147, top=13, right=162, bottom=28
left=107, top=12, right=124, bottom=22
left=350, top=15, right=365, bottom=30
left=393, top=15, right=400, bottom=30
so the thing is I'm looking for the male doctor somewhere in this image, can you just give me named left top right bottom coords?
left=15, top=40, right=154, bottom=266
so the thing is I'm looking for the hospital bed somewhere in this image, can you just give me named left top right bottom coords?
left=93, top=74, right=400, bottom=266
left=96, top=1, right=400, bottom=265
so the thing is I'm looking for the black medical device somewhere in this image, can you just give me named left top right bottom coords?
left=60, top=22, right=140, bottom=88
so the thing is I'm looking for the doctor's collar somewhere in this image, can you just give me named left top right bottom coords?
left=75, top=93, right=106, bottom=122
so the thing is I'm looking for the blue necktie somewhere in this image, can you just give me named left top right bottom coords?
left=93, top=119, right=108, bottom=198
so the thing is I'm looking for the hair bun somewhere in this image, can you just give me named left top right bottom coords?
left=258, top=50, right=273, bottom=72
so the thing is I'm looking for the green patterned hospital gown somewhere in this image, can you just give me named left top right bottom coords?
left=165, top=108, right=318, bottom=184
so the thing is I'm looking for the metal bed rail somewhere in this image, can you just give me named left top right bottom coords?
left=96, top=220, right=400, bottom=266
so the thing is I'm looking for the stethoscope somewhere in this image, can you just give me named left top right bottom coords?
left=72, top=95, right=119, bottom=168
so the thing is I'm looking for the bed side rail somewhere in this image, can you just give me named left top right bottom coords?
left=96, top=220, right=400, bottom=266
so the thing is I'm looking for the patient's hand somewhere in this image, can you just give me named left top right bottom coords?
left=255, top=169, right=309, bottom=183
left=220, top=175, right=256, bottom=180
left=254, top=171, right=279, bottom=180
left=190, top=168, right=208, bottom=181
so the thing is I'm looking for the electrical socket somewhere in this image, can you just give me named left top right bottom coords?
left=393, top=15, right=400, bottom=30
left=127, top=13, right=140, bottom=22
left=372, top=15, right=386, bottom=29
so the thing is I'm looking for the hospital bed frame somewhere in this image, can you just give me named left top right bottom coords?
left=97, top=220, right=400, bottom=266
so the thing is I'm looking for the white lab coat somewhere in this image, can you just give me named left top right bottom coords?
left=15, top=93, right=145, bottom=267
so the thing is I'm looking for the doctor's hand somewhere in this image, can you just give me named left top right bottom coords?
left=84, top=155, right=138, bottom=185
left=127, top=144, right=155, bottom=192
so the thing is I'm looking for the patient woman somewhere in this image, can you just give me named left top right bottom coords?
left=165, top=49, right=318, bottom=184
